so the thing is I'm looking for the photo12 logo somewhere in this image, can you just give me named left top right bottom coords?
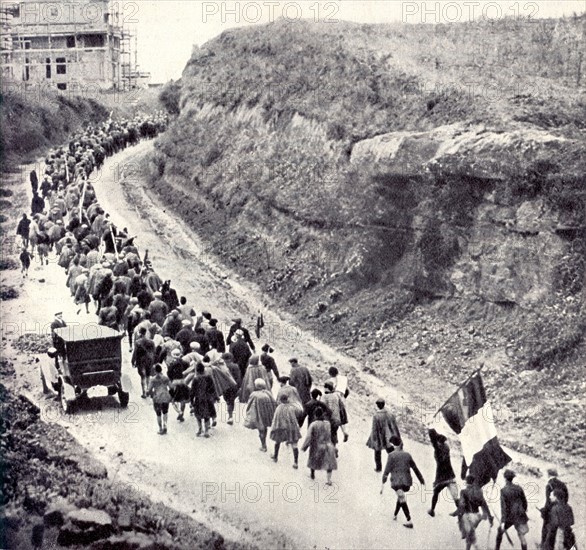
left=18, top=1, right=139, bottom=25
left=201, top=480, right=339, bottom=504
left=201, top=1, right=340, bottom=24
left=401, top=1, right=540, bottom=24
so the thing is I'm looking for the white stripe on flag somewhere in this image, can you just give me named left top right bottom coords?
left=459, top=401, right=498, bottom=464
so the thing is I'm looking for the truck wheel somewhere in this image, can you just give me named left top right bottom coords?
left=40, top=368, right=50, bottom=394
left=118, top=390, right=129, bottom=408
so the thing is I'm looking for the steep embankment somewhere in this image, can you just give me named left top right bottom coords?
left=149, top=17, right=586, bottom=463
left=0, top=91, right=108, bottom=167
left=0, top=87, right=163, bottom=167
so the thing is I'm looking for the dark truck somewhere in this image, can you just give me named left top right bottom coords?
left=42, top=325, right=129, bottom=413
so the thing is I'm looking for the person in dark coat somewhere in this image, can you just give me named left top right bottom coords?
left=222, top=352, right=242, bottom=425
left=193, top=327, right=210, bottom=356
left=30, top=169, right=39, bottom=194
left=304, top=388, right=332, bottom=426
left=31, top=192, right=45, bottom=215
left=190, top=362, right=216, bottom=437
left=16, top=214, right=31, bottom=248
left=40, top=176, right=52, bottom=199
left=125, top=298, right=140, bottom=351
left=148, top=291, right=168, bottom=327
left=454, top=474, right=493, bottom=550
left=175, top=320, right=197, bottom=354
left=260, top=344, right=280, bottom=389
left=98, top=300, right=119, bottom=330
left=540, top=468, right=569, bottom=548
left=543, top=488, right=575, bottom=550
left=137, top=283, right=153, bottom=309
left=227, top=318, right=255, bottom=351
left=381, top=437, right=425, bottom=529
left=301, top=407, right=337, bottom=484
left=166, top=348, right=189, bottom=421
left=288, top=358, right=312, bottom=405
left=367, top=398, right=401, bottom=472
left=50, top=312, right=67, bottom=355
left=205, top=318, right=226, bottom=353
left=19, top=248, right=32, bottom=277
left=496, top=469, right=529, bottom=550
left=244, top=378, right=277, bottom=452
left=131, top=327, right=155, bottom=398
left=161, top=280, right=180, bottom=311
left=229, top=330, right=252, bottom=379
left=112, top=291, right=129, bottom=330
left=427, top=428, right=459, bottom=516
left=160, top=310, right=180, bottom=339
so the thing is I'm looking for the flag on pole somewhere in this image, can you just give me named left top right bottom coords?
left=438, top=370, right=511, bottom=486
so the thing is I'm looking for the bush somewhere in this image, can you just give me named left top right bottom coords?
left=159, top=80, right=182, bottom=115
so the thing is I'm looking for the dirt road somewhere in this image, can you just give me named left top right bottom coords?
left=3, top=141, right=583, bottom=549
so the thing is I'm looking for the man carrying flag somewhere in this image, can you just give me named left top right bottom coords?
left=437, top=369, right=511, bottom=487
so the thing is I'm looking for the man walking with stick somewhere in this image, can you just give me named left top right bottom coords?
left=495, top=469, right=529, bottom=550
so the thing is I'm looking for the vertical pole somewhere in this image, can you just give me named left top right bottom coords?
left=79, top=177, right=87, bottom=220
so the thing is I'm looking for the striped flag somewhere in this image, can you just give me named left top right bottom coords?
left=439, top=371, right=511, bottom=486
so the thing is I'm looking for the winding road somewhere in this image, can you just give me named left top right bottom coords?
left=5, top=140, right=584, bottom=550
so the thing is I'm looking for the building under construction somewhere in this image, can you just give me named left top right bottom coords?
left=1, top=0, right=150, bottom=91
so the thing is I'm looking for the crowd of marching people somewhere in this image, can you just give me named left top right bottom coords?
left=18, top=113, right=578, bottom=550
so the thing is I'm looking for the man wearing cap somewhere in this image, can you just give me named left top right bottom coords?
left=454, top=474, right=493, bottom=549
left=496, top=469, right=529, bottom=550
left=50, top=312, right=67, bottom=354
left=227, top=318, right=256, bottom=351
left=540, top=468, right=569, bottom=548
left=205, top=319, right=226, bottom=353
left=288, top=358, right=312, bottom=405
left=260, top=344, right=280, bottom=389
left=230, top=330, right=252, bottom=379
left=367, top=398, right=401, bottom=472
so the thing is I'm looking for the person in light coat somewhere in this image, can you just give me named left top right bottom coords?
left=301, top=407, right=337, bottom=484
left=270, top=394, right=302, bottom=469
left=244, top=379, right=277, bottom=452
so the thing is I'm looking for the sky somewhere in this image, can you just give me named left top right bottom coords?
left=126, top=1, right=586, bottom=83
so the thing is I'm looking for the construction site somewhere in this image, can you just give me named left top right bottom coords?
left=0, top=0, right=150, bottom=91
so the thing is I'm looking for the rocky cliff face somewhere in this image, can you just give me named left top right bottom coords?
left=350, top=123, right=585, bottom=308
left=151, top=18, right=585, bottom=374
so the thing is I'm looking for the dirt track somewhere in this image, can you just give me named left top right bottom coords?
left=2, top=141, right=584, bottom=549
